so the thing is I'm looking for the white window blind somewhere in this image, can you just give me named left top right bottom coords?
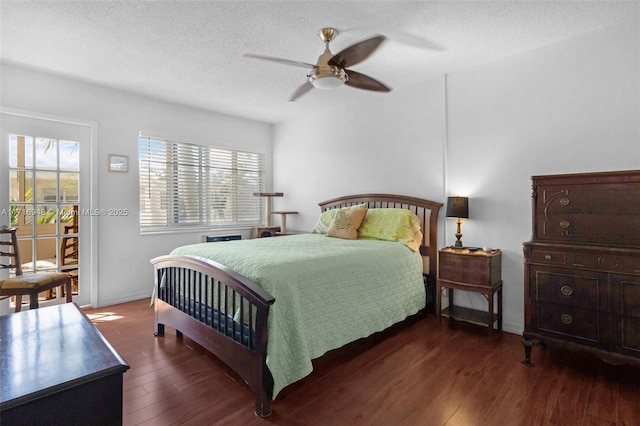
left=138, top=136, right=265, bottom=233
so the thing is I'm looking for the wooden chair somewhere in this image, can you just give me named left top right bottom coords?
left=0, top=226, right=72, bottom=312
left=60, top=211, right=79, bottom=295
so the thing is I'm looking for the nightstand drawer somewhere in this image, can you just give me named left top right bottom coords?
left=438, top=250, right=502, bottom=286
left=439, top=253, right=488, bottom=271
left=439, top=267, right=491, bottom=286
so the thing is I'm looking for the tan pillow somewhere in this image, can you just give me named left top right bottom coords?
left=327, top=204, right=368, bottom=240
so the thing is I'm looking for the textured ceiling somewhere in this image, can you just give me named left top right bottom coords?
left=1, top=1, right=637, bottom=123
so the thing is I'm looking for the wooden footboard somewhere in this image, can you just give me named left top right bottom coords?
left=150, top=255, right=275, bottom=417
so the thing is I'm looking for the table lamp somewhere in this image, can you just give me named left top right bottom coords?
left=446, top=196, right=469, bottom=248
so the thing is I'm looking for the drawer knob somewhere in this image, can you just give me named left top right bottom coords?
left=560, top=197, right=570, bottom=206
left=559, top=220, right=570, bottom=229
left=544, top=255, right=552, bottom=260
left=561, top=314, right=573, bottom=325
left=560, top=285, right=573, bottom=296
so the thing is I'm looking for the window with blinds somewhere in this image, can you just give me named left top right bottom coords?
left=138, top=136, right=265, bottom=233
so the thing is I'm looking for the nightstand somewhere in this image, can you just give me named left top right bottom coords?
left=437, top=248, right=503, bottom=337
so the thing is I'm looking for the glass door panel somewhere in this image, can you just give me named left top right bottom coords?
left=7, top=133, right=81, bottom=307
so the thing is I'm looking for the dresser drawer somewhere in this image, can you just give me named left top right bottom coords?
left=535, top=212, right=640, bottom=246
left=529, top=248, right=568, bottom=266
left=527, top=245, right=640, bottom=275
left=611, top=274, right=640, bottom=318
left=534, top=180, right=640, bottom=246
left=535, top=303, right=603, bottom=344
left=573, top=252, right=640, bottom=275
left=613, top=315, right=640, bottom=355
left=533, top=269, right=606, bottom=311
left=537, top=186, right=640, bottom=216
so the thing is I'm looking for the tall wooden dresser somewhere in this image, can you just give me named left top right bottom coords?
left=522, top=170, right=640, bottom=366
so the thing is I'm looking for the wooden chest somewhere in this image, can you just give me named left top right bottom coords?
left=1, top=304, right=129, bottom=424
left=523, top=170, right=640, bottom=366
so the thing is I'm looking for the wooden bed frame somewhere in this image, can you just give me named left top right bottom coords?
left=151, top=194, right=442, bottom=417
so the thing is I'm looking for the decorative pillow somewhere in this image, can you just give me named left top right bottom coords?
left=311, top=209, right=339, bottom=234
left=326, top=204, right=368, bottom=240
left=311, top=203, right=367, bottom=234
left=358, top=208, right=423, bottom=251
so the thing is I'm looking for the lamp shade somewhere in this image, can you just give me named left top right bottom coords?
left=446, top=196, right=469, bottom=219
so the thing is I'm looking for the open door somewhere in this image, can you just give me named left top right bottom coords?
left=1, top=110, right=95, bottom=309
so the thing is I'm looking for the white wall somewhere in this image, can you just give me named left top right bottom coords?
left=273, top=77, right=447, bottom=233
left=1, top=64, right=273, bottom=307
left=446, top=21, right=639, bottom=334
left=273, top=21, right=640, bottom=334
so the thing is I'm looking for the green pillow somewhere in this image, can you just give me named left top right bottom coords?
left=358, top=208, right=423, bottom=251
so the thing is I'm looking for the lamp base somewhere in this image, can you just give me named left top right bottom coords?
left=454, top=226, right=463, bottom=248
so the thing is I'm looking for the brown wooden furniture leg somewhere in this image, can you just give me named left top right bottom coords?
left=487, top=290, right=494, bottom=338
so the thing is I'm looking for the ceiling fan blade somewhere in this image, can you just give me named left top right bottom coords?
left=243, top=53, right=314, bottom=69
left=345, top=70, right=391, bottom=92
left=289, top=81, right=314, bottom=101
left=328, top=35, right=386, bottom=68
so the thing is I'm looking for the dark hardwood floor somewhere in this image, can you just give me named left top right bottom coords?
left=86, top=299, right=640, bottom=426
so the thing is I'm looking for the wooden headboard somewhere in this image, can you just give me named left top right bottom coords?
left=318, top=194, right=443, bottom=275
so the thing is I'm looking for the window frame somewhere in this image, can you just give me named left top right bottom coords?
left=138, top=135, right=265, bottom=234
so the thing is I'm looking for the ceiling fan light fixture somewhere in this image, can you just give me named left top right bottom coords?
left=244, top=27, right=389, bottom=100
left=309, top=75, right=345, bottom=89
left=308, top=66, right=348, bottom=90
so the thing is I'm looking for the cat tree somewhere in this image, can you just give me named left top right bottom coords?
left=252, top=192, right=298, bottom=237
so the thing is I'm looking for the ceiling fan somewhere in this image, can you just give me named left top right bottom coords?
left=244, top=28, right=391, bottom=101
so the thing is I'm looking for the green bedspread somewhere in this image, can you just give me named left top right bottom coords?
left=170, top=233, right=425, bottom=397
